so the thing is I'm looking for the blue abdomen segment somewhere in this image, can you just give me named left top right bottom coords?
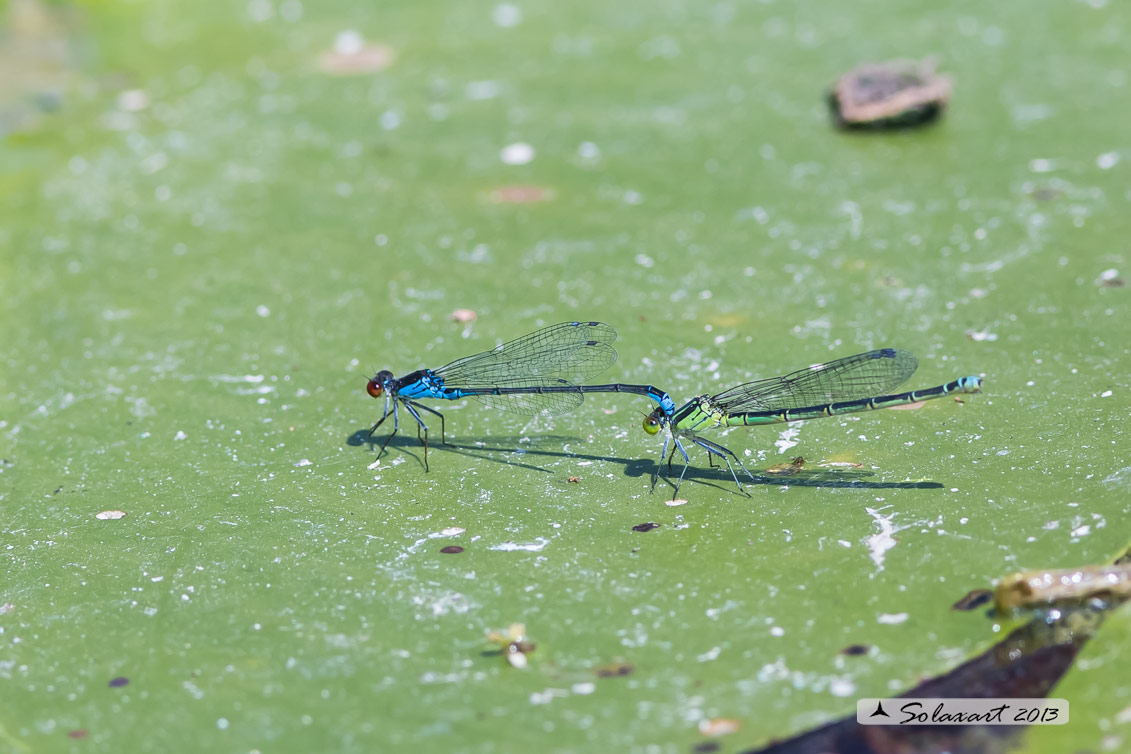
left=649, top=389, right=677, bottom=416
left=956, top=376, right=982, bottom=392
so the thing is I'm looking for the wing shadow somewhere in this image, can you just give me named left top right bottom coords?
left=346, top=427, right=945, bottom=494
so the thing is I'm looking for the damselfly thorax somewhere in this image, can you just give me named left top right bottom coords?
left=673, top=396, right=729, bottom=433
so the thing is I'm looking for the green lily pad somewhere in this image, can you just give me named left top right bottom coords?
left=3, top=0, right=1130, bottom=751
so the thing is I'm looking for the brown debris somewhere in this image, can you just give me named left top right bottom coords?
left=489, top=185, right=554, bottom=204
left=951, top=589, right=993, bottom=611
left=829, top=58, right=951, bottom=129
left=765, top=457, right=806, bottom=475
left=450, top=309, right=477, bottom=323
left=700, top=718, right=742, bottom=737
left=318, top=36, right=395, bottom=75
left=594, top=662, right=634, bottom=678
left=487, top=623, right=536, bottom=669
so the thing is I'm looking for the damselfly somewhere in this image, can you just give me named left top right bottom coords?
left=641, top=348, right=982, bottom=498
left=367, top=321, right=675, bottom=469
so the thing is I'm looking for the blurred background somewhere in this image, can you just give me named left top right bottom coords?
left=2, top=0, right=1129, bottom=752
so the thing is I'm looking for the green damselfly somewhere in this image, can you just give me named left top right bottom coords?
left=642, top=348, right=982, bottom=498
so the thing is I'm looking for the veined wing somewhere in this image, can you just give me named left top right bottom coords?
left=434, top=321, right=617, bottom=388
left=467, top=387, right=586, bottom=417
left=711, top=349, right=918, bottom=413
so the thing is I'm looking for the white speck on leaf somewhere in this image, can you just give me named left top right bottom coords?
left=500, top=142, right=535, bottom=165
left=334, top=29, right=363, bottom=55
left=865, top=507, right=899, bottom=572
left=697, top=646, right=721, bottom=662
left=775, top=424, right=801, bottom=454
left=490, top=538, right=548, bottom=552
left=247, top=0, right=274, bottom=21
left=492, top=3, right=521, bottom=27
left=1097, top=151, right=1120, bottom=170
left=529, top=688, right=567, bottom=705
left=118, top=90, right=150, bottom=112
left=380, top=111, right=401, bottom=130
left=466, top=80, right=501, bottom=100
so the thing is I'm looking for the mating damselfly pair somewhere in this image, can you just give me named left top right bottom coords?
left=365, top=321, right=982, bottom=498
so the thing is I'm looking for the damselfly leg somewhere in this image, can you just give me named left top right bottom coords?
left=408, top=401, right=447, bottom=445
left=369, top=398, right=400, bottom=461
left=690, top=436, right=754, bottom=497
left=652, top=432, right=693, bottom=499
left=401, top=401, right=433, bottom=472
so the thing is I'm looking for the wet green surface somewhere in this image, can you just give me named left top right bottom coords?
left=1021, top=601, right=1131, bottom=754
left=2, top=0, right=1130, bottom=751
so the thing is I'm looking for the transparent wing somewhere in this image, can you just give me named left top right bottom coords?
left=434, top=321, right=617, bottom=389
left=467, top=386, right=585, bottom=416
left=712, top=349, right=919, bottom=413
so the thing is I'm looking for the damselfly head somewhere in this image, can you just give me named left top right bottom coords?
left=642, top=409, right=664, bottom=435
left=366, top=370, right=395, bottom=399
